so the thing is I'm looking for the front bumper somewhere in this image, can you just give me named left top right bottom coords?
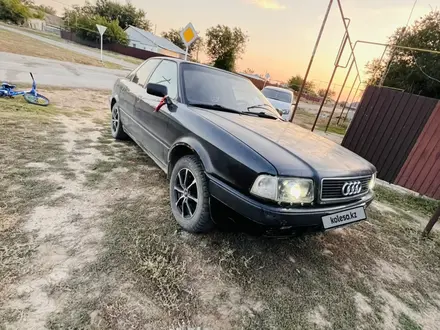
left=208, top=175, right=374, bottom=229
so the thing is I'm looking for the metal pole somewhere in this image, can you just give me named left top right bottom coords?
left=290, top=0, right=333, bottom=122
left=311, top=21, right=350, bottom=132
left=311, top=63, right=338, bottom=131
left=422, top=205, right=440, bottom=237
left=185, top=46, right=188, bottom=60
left=336, top=0, right=362, bottom=85
left=337, top=74, right=358, bottom=125
left=325, top=58, right=354, bottom=132
left=372, top=46, right=388, bottom=85
left=100, top=35, right=103, bottom=62
left=343, top=83, right=361, bottom=122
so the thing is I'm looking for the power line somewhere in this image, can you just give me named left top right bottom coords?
left=413, top=55, right=440, bottom=84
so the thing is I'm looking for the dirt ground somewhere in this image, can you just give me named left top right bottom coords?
left=0, top=89, right=439, bottom=330
left=0, top=29, right=122, bottom=70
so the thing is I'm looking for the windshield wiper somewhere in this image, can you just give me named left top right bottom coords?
left=242, top=111, right=278, bottom=120
left=188, top=103, right=241, bottom=114
left=247, top=103, right=273, bottom=111
left=189, top=103, right=278, bottom=119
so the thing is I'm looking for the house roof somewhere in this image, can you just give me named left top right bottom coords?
left=126, top=26, right=186, bottom=55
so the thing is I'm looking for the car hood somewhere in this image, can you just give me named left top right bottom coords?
left=267, top=98, right=291, bottom=111
left=197, top=109, right=376, bottom=178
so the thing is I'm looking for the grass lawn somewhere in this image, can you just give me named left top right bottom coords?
left=1, top=23, right=144, bottom=66
left=0, top=90, right=439, bottom=329
left=0, top=29, right=123, bottom=69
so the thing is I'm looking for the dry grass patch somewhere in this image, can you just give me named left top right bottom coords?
left=294, top=107, right=348, bottom=135
left=0, top=29, right=122, bottom=69
left=1, top=89, right=440, bottom=329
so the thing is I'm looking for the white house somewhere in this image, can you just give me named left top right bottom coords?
left=125, top=26, right=186, bottom=59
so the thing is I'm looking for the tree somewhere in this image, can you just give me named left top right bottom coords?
left=318, top=88, right=335, bottom=99
left=244, top=68, right=254, bottom=74
left=287, top=75, right=315, bottom=92
left=64, top=0, right=151, bottom=32
left=0, top=0, right=31, bottom=24
left=161, top=28, right=203, bottom=57
left=205, top=25, right=248, bottom=71
left=366, top=10, right=440, bottom=98
left=77, top=15, right=128, bottom=45
left=35, top=4, right=56, bottom=15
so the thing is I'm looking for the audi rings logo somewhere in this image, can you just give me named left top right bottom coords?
left=342, top=181, right=362, bottom=196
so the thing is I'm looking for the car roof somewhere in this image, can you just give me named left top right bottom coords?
left=262, top=86, right=294, bottom=94
left=149, top=57, right=251, bottom=80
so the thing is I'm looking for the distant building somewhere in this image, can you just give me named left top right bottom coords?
left=125, top=26, right=186, bottom=59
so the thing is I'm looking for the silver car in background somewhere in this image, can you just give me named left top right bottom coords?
left=261, top=86, right=295, bottom=121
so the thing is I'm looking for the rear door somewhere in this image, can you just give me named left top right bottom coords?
left=135, top=59, right=179, bottom=166
left=119, top=59, right=161, bottom=136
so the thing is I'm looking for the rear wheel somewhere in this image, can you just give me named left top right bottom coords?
left=170, top=155, right=213, bottom=233
left=111, top=102, right=128, bottom=140
left=23, top=92, right=50, bottom=106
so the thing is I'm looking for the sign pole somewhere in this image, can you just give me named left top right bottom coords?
left=96, top=24, right=107, bottom=63
left=100, top=35, right=103, bottom=62
left=185, top=46, right=189, bottom=60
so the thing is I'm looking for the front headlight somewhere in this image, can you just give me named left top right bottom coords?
left=368, top=173, right=376, bottom=191
left=250, top=175, right=314, bottom=204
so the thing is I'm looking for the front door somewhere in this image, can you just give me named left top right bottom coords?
left=120, top=58, right=161, bottom=136
left=135, top=59, right=179, bottom=166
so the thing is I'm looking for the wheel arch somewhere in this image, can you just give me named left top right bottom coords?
left=110, top=95, right=119, bottom=111
left=167, top=137, right=214, bottom=179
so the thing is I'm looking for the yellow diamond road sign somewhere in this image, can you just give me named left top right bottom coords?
left=180, top=23, right=198, bottom=46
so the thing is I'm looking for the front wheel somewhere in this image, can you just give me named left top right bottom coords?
left=23, top=92, right=50, bottom=106
left=170, top=155, right=213, bottom=233
left=111, top=102, right=128, bottom=140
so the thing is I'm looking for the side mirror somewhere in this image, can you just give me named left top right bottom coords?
left=146, top=83, right=168, bottom=98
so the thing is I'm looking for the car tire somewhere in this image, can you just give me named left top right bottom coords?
left=170, top=155, right=214, bottom=233
left=111, top=102, right=128, bottom=140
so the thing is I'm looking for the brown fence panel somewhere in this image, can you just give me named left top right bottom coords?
left=342, top=85, right=438, bottom=184
left=395, top=102, right=440, bottom=199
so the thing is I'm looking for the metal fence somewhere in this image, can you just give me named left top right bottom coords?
left=342, top=85, right=440, bottom=199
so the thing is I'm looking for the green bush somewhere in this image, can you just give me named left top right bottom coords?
left=70, top=14, right=128, bottom=45
left=0, top=0, right=31, bottom=25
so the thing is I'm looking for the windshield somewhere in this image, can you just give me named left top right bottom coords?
left=262, top=88, right=292, bottom=103
left=181, top=63, right=279, bottom=117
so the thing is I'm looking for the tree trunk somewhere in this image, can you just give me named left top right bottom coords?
left=422, top=205, right=440, bottom=237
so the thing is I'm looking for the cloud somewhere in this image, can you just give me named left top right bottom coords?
left=248, top=0, right=286, bottom=10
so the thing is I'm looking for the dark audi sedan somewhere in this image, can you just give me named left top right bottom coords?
left=110, top=57, right=376, bottom=233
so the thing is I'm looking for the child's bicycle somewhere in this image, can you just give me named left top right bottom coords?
left=0, top=72, right=50, bottom=106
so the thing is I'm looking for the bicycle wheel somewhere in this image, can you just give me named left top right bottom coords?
left=23, top=92, right=50, bottom=106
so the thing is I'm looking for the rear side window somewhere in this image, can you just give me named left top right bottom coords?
left=148, top=60, right=178, bottom=99
left=131, top=59, right=160, bottom=87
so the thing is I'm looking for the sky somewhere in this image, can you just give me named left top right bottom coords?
left=39, top=0, right=436, bottom=97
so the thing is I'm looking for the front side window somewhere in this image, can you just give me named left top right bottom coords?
left=262, top=88, right=292, bottom=103
left=131, top=59, right=160, bottom=87
left=148, top=60, right=178, bottom=99
left=182, top=63, right=278, bottom=116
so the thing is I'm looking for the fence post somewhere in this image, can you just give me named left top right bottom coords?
left=422, top=205, right=440, bottom=237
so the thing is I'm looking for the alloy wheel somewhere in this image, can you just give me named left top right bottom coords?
left=173, top=168, right=198, bottom=218
left=111, top=106, right=119, bottom=133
